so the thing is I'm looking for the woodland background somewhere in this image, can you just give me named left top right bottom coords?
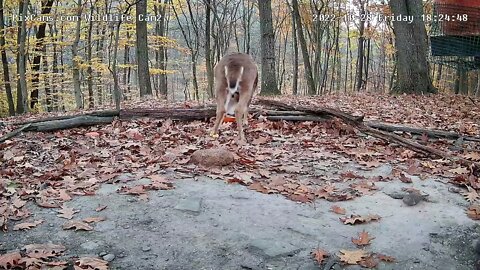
left=0, top=0, right=479, bottom=117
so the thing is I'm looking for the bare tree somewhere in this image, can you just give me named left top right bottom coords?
left=292, top=0, right=315, bottom=95
left=16, top=0, right=28, bottom=114
left=258, top=0, right=279, bottom=95
left=72, top=0, right=84, bottom=109
left=0, top=0, right=14, bottom=115
left=30, top=0, right=55, bottom=109
left=136, top=0, right=153, bottom=97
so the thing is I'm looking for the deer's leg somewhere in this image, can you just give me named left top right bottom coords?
left=235, top=94, right=250, bottom=143
left=211, top=89, right=226, bottom=137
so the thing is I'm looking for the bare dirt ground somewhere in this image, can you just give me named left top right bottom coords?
left=2, top=161, right=479, bottom=269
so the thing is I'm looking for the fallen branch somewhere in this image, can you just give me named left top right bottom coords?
left=119, top=108, right=217, bottom=120
left=366, top=121, right=480, bottom=142
left=0, top=123, right=32, bottom=143
left=23, top=116, right=114, bottom=132
left=256, top=98, right=474, bottom=166
left=12, top=110, right=120, bottom=126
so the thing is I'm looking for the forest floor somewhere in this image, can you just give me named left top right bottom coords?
left=1, top=93, right=480, bottom=269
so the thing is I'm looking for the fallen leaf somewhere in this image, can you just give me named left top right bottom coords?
left=358, top=160, right=381, bottom=168
left=359, top=255, right=378, bottom=268
left=118, top=185, right=147, bottom=195
left=399, top=173, right=413, bottom=183
left=311, top=249, right=329, bottom=264
left=75, top=257, right=108, bottom=270
left=351, top=230, right=374, bottom=246
left=62, top=220, right=93, bottom=231
left=82, top=217, right=106, bottom=223
left=248, top=182, right=269, bottom=194
left=449, top=167, right=469, bottom=175
left=464, top=152, right=480, bottom=161
left=376, top=253, right=396, bottom=262
left=339, top=249, right=368, bottom=264
left=467, top=204, right=480, bottom=220
left=330, top=205, right=346, bottom=215
left=57, top=206, right=79, bottom=220
left=461, top=186, right=479, bottom=203
left=85, top=131, right=100, bottom=138
left=23, top=244, right=65, bottom=259
left=95, top=205, right=107, bottom=212
left=0, top=251, right=21, bottom=269
left=340, top=214, right=381, bottom=225
left=13, top=220, right=43, bottom=231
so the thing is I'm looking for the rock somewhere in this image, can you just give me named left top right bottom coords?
left=103, top=253, right=115, bottom=262
left=81, top=241, right=101, bottom=250
left=403, top=193, right=425, bottom=206
left=174, top=198, right=202, bottom=214
left=386, top=192, right=405, bottom=200
left=99, top=252, right=107, bottom=256
left=248, top=239, right=302, bottom=258
left=190, top=148, right=234, bottom=167
left=142, top=246, right=151, bottom=252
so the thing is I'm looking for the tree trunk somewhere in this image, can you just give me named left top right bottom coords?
left=72, top=0, right=84, bottom=109
left=355, top=1, right=366, bottom=92
left=43, top=44, right=52, bottom=112
left=30, top=0, right=55, bottom=109
left=86, top=0, right=94, bottom=108
left=258, top=0, right=279, bottom=95
left=0, top=0, right=14, bottom=115
left=136, top=0, right=152, bottom=97
left=292, top=0, right=315, bottom=95
left=123, top=29, right=130, bottom=100
left=16, top=0, right=28, bottom=114
left=50, top=23, right=58, bottom=111
left=111, top=22, right=122, bottom=110
left=289, top=2, right=298, bottom=95
left=205, top=0, right=214, bottom=98
left=476, top=71, right=480, bottom=98
left=159, top=0, right=168, bottom=98
left=389, top=0, right=437, bottom=94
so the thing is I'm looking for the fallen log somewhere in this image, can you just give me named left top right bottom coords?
left=256, top=98, right=476, bottom=166
left=24, top=116, right=114, bottom=132
left=0, top=123, right=32, bottom=143
left=119, top=108, right=217, bottom=120
left=12, top=110, right=120, bottom=126
left=256, top=112, right=480, bottom=142
left=256, top=98, right=364, bottom=124
left=366, top=121, right=480, bottom=142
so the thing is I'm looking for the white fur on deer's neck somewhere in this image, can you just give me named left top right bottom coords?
left=224, top=66, right=244, bottom=116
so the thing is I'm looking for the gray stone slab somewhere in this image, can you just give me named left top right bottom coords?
left=174, top=198, right=202, bottom=214
left=248, top=239, right=302, bottom=258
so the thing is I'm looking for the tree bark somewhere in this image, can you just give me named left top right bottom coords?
left=355, top=1, right=366, bottom=92
left=86, top=0, right=94, bottom=108
left=205, top=0, right=214, bottom=98
left=0, top=0, right=14, bottom=115
left=72, top=0, right=84, bottom=109
left=136, top=0, right=153, bottom=97
left=290, top=3, right=298, bottom=95
left=389, top=0, right=437, bottom=94
left=258, top=0, right=280, bottom=95
left=476, top=71, right=480, bottom=98
left=291, top=0, right=315, bottom=95
left=29, top=0, right=55, bottom=109
left=16, top=0, right=28, bottom=114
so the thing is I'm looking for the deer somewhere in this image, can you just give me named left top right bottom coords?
left=210, top=53, right=258, bottom=143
